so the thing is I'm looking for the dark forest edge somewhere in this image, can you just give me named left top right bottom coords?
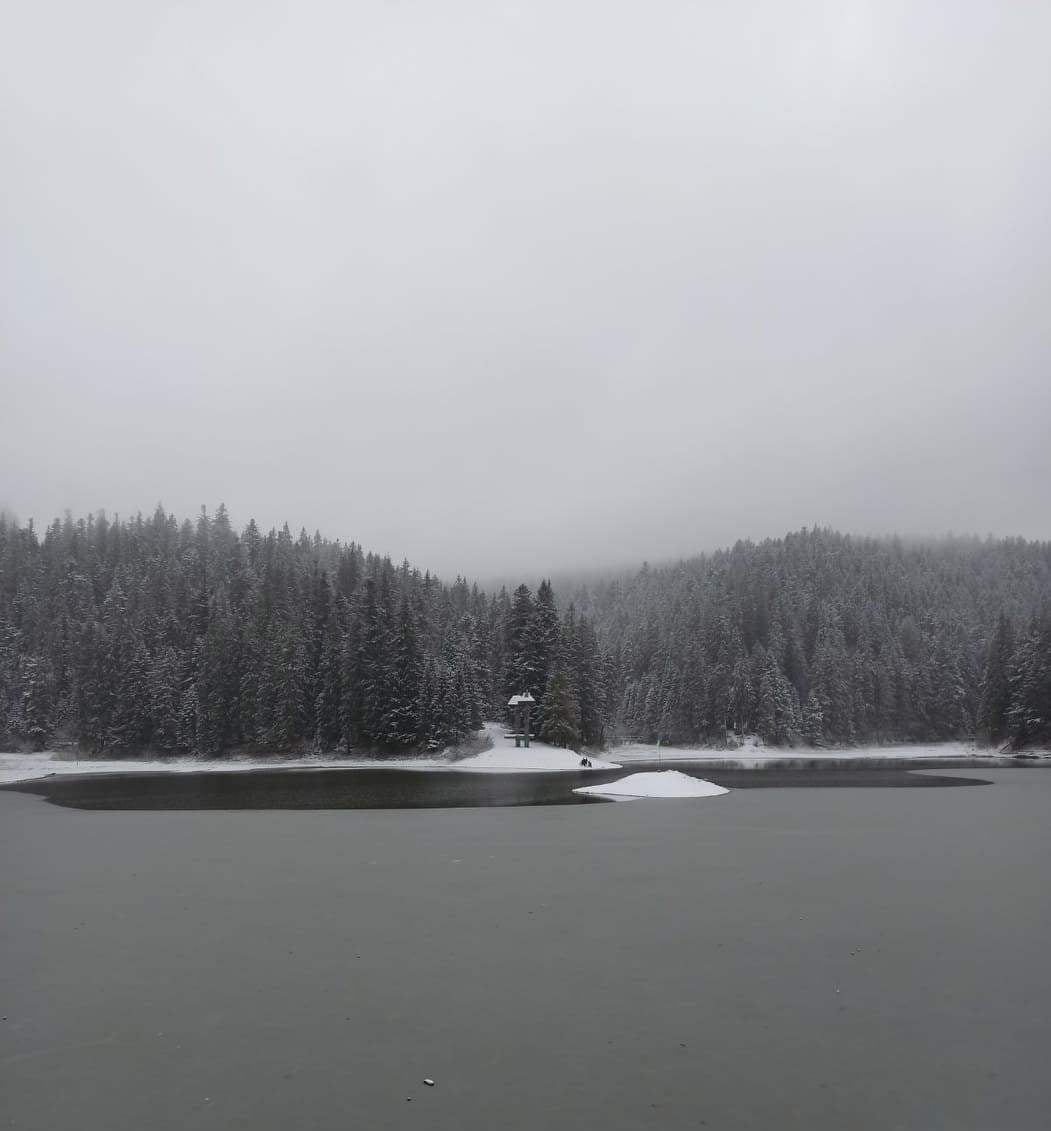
left=1, top=507, right=1049, bottom=758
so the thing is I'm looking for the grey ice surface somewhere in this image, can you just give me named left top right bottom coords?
left=1, top=770, right=1048, bottom=1130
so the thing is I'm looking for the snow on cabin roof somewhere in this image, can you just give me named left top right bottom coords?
left=507, top=693, right=536, bottom=706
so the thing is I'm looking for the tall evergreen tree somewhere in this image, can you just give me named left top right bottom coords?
left=504, top=584, right=535, bottom=701
left=540, top=664, right=580, bottom=749
left=1007, top=608, right=1051, bottom=749
left=977, top=613, right=1015, bottom=746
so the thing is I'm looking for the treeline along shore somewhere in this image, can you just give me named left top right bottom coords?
left=1, top=508, right=1048, bottom=756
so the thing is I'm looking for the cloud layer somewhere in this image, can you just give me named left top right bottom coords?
left=3, top=1, right=1049, bottom=576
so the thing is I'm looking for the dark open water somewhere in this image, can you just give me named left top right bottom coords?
left=2, top=761, right=1001, bottom=810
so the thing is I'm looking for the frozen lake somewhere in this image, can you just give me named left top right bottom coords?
left=1, top=768, right=1048, bottom=1130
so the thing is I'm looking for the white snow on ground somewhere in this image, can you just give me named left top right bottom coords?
left=575, top=770, right=729, bottom=800
left=0, top=722, right=620, bottom=785
left=0, top=751, right=446, bottom=786
left=5, top=726, right=1027, bottom=787
left=611, top=738, right=992, bottom=766
left=450, top=723, right=621, bottom=773
left=451, top=745, right=620, bottom=773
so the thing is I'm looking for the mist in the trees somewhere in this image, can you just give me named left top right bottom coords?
left=1, top=510, right=1048, bottom=756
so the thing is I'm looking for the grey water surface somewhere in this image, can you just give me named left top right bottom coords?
left=1, top=769, right=1047, bottom=1130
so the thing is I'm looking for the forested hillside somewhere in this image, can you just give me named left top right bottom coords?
left=1, top=512, right=1048, bottom=755
left=573, top=530, right=1051, bottom=750
left=0, top=507, right=499, bottom=756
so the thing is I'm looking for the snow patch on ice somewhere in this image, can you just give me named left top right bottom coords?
left=574, top=770, right=729, bottom=800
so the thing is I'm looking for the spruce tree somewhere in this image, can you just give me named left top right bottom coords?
left=977, top=613, right=1015, bottom=745
left=540, top=664, right=580, bottom=749
left=383, top=595, right=423, bottom=748
left=1007, top=608, right=1051, bottom=749
left=504, top=584, right=535, bottom=701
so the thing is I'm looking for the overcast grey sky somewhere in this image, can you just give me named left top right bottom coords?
left=2, top=1, right=1049, bottom=579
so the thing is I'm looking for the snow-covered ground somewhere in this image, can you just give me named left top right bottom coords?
left=611, top=737, right=999, bottom=766
left=449, top=723, right=621, bottom=773
left=0, top=751, right=448, bottom=786
left=575, top=770, right=729, bottom=800
left=5, top=727, right=1029, bottom=788
left=0, top=723, right=620, bottom=786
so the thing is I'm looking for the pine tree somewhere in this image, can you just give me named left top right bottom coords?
left=1007, top=608, right=1051, bottom=749
left=540, top=664, right=580, bottom=749
left=504, top=584, right=535, bottom=703
left=355, top=577, right=392, bottom=745
left=313, top=606, right=345, bottom=751
left=108, top=639, right=151, bottom=753
left=528, top=580, right=561, bottom=726
left=383, top=595, right=423, bottom=748
left=17, top=655, right=53, bottom=751
left=148, top=647, right=183, bottom=753
left=806, top=608, right=853, bottom=743
left=755, top=646, right=801, bottom=745
left=195, top=591, right=238, bottom=755
left=977, top=613, right=1015, bottom=746
left=927, top=634, right=968, bottom=739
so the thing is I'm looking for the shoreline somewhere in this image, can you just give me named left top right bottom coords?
left=2, top=746, right=1044, bottom=788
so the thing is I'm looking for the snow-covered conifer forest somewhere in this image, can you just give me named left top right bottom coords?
left=1, top=507, right=1048, bottom=755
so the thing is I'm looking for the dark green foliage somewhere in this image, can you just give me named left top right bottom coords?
left=574, top=529, right=1051, bottom=749
left=561, top=606, right=607, bottom=746
left=1006, top=607, right=1051, bottom=749
left=503, top=584, right=536, bottom=702
left=528, top=580, right=561, bottom=729
left=1, top=516, right=1048, bottom=755
left=977, top=613, right=1014, bottom=745
left=383, top=595, right=423, bottom=748
left=0, top=508, right=484, bottom=756
left=540, top=664, right=580, bottom=749
left=15, top=654, right=53, bottom=751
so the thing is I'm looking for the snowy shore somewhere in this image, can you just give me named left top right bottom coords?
left=0, top=723, right=620, bottom=786
left=609, top=737, right=1011, bottom=766
left=4, top=726, right=1036, bottom=788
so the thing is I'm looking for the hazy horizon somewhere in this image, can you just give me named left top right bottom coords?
left=3, top=499, right=1045, bottom=592
left=5, top=1, right=1050, bottom=578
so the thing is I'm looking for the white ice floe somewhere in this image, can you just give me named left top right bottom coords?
left=574, top=770, right=729, bottom=800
